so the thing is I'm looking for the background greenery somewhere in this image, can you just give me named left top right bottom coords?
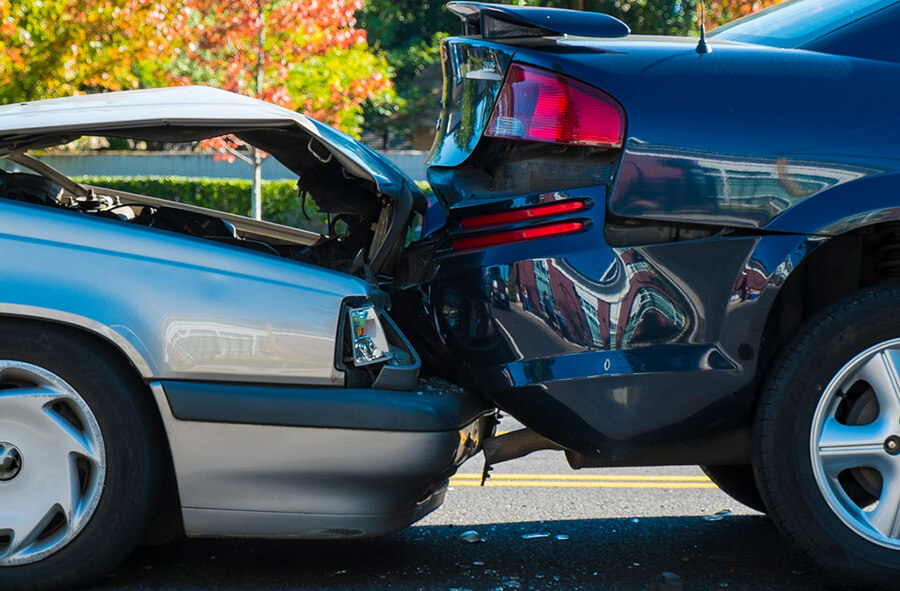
left=357, top=0, right=778, bottom=136
left=76, top=176, right=326, bottom=232
left=74, top=176, right=433, bottom=233
left=1, top=0, right=778, bottom=149
left=358, top=1, right=456, bottom=138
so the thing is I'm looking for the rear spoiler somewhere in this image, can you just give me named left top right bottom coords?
left=446, top=2, right=630, bottom=39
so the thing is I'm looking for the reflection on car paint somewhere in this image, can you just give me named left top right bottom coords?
left=612, top=141, right=876, bottom=227
left=499, top=251, right=690, bottom=351
left=428, top=39, right=513, bottom=166
left=501, top=344, right=736, bottom=389
left=416, top=185, right=777, bottom=454
left=729, top=235, right=818, bottom=304
left=436, top=186, right=699, bottom=359
left=163, top=318, right=334, bottom=377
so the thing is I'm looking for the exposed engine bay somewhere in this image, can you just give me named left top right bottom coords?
left=0, top=162, right=396, bottom=276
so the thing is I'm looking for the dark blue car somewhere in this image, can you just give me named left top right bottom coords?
left=392, top=0, right=900, bottom=583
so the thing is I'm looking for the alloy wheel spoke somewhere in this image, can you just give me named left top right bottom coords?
left=818, top=416, right=890, bottom=478
left=869, top=471, right=900, bottom=539
left=820, top=444, right=888, bottom=478
left=850, top=351, right=900, bottom=419
left=819, top=416, right=887, bottom=450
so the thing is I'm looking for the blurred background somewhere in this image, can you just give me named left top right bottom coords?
left=0, top=0, right=781, bottom=223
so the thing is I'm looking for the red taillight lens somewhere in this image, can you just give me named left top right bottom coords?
left=460, top=200, right=587, bottom=229
left=486, top=63, right=625, bottom=148
left=451, top=221, right=585, bottom=251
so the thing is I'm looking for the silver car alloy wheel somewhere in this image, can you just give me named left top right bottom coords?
left=811, top=338, right=900, bottom=550
left=0, top=361, right=106, bottom=566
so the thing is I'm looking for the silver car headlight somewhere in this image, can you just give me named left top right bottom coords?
left=348, top=304, right=393, bottom=366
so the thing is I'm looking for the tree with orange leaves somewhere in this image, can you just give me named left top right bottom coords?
left=0, top=0, right=172, bottom=103
left=706, top=0, right=780, bottom=27
left=167, top=0, right=393, bottom=218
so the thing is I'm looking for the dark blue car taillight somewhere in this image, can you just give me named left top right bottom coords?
left=485, top=63, right=626, bottom=148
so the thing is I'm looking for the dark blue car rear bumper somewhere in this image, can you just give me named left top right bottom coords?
left=395, top=184, right=815, bottom=462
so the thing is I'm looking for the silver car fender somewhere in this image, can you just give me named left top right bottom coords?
left=0, top=198, right=370, bottom=386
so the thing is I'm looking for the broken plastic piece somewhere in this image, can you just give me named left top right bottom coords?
left=459, top=530, right=486, bottom=543
left=703, top=509, right=732, bottom=522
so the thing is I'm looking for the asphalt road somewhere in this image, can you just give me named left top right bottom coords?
left=81, top=418, right=854, bottom=591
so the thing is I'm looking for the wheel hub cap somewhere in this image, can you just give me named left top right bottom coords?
left=811, top=339, right=900, bottom=550
left=0, top=361, right=106, bottom=566
left=0, top=443, right=22, bottom=481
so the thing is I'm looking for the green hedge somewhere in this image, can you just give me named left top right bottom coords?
left=75, top=175, right=328, bottom=233
left=74, top=176, right=433, bottom=235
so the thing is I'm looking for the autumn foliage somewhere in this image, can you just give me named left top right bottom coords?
left=169, top=0, right=392, bottom=135
left=0, top=0, right=172, bottom=103
left=0, top=0, right=391, bottom=138
left=0, top=0, right=783, bottom=136
left=707, top=0, right=781, bottom=26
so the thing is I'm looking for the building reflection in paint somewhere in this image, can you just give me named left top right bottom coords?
left=500, top=249, right=690, bottom=351
left=163, top=318, right=334, bottom=378
left=612, top=142, right=876, bottom=228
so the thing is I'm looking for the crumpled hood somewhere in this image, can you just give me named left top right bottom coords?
left=0, top=85, right=414, bottom=200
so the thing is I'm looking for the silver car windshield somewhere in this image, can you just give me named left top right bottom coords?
left=710, top=0, right=897, bottom=48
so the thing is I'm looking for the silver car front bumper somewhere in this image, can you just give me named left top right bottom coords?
left=149, top=381, right=495, bottom=538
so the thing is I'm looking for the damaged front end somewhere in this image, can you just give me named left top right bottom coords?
left=0, top=86, right=499, bottom=536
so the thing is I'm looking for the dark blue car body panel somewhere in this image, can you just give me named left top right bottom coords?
left=395, top=3, right=900, bottom=462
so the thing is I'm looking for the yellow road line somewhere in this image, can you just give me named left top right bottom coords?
left=451, top=480, right=717, bottom=489
left=448, top=472, right=717, bottom=489
left=452, top=473, right=711, bottom=482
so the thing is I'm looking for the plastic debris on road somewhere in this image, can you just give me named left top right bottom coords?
left=703, top=510, right=732, bottom=522
left=459, top=530, right=486, bottom=543
left=521, top=532, right=550, bottom=539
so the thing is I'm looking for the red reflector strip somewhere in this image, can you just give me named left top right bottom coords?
left=461, top=200, right=587, bottom=229
left=451, top=221, right=585, bottom=251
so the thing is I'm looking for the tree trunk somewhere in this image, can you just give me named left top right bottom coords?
left=251, top=0, right=266, bottom=221
left=251, top=146, right=262, bottom=220
left=256, top=0, right=265, bottom=100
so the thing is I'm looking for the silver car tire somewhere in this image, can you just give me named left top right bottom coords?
left=755, top=287, right=900, bottom=585
left=0, top=320, right=161, bottom=591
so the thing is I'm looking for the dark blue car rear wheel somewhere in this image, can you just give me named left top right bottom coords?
left=755, top=286, right=900, bottom=585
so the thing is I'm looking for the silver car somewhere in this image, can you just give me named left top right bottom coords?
left=0, top=86, right=495, bottom=591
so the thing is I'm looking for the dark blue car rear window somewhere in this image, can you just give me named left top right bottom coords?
left=711, top=0, right=896, bottom=48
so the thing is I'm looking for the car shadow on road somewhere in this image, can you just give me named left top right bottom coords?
left=91, top=515, right=856, bottom=590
